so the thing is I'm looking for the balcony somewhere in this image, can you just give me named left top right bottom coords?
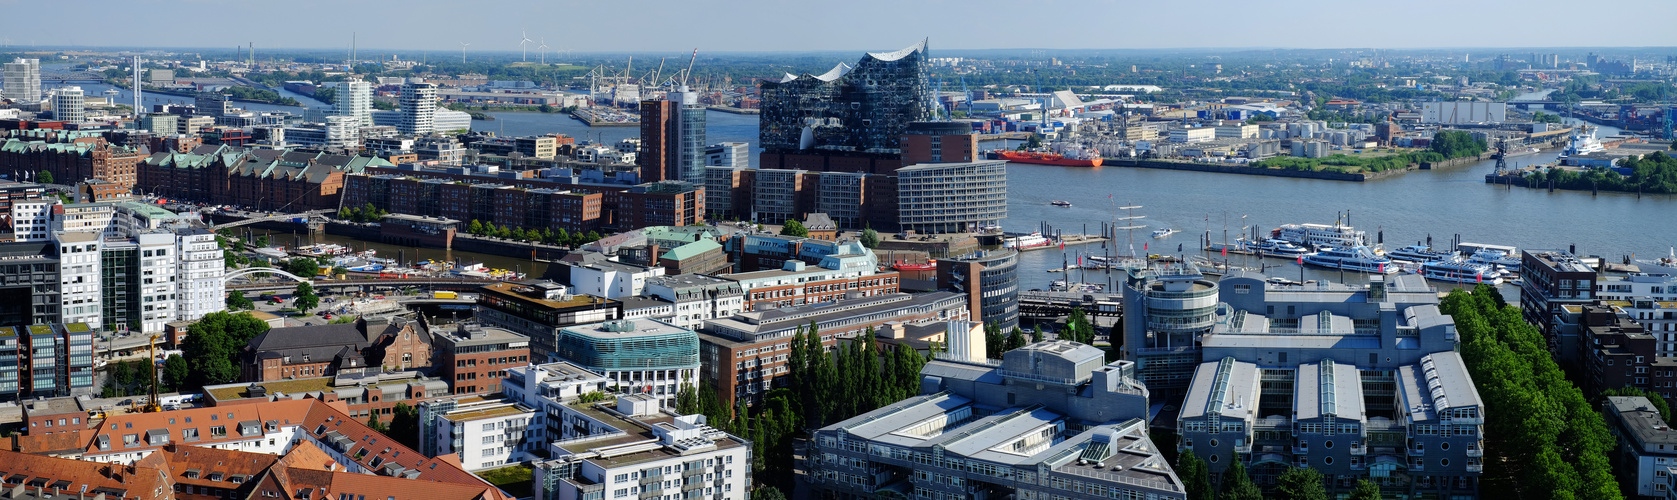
left=1408, top=447, right=1424, bottom=456
left=1466, top=462, right=1483, bottom=473
left=1466, top=446, right=1482, bottom=457
left=1349, top=443, right=1365, bottom=456
left=1292, top=446, right=1309, bottom=455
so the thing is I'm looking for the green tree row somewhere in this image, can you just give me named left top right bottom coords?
left=1176, top=452, right=1381, bottom=500
left=179, top=311, right=272, bottom=391
left=1525, top=151, right=1677, bottom=194
left=465, top=219, right=600, bottom=247
left=337, top=203, right=388, bottom=223
left=1440, top=285, right=1621, bottom=500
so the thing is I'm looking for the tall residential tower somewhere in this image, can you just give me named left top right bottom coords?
left=2, top=58, right=41, bottom=103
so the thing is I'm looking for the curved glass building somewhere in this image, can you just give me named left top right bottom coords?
left=938, top=248, right=1019, bottom=331
left=758, top=39, right=933, bottom=155
left=554, top=319, right=699, bottom=406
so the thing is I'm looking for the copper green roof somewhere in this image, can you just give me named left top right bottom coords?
left=659, top=239, right=722, bottom=261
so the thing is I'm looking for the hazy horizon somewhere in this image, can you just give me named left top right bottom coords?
left=1, top=0, right=1673, bottom=55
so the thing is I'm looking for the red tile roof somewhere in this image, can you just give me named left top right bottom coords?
left=0, top=449, right=174, bottom=500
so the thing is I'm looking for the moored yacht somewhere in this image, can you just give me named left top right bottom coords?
left=1303, top=246, right=1398, bottom=274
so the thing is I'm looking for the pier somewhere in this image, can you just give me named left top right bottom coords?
left=569, top=107, right=638, bottom=127
left=1016, top=234, right=1108, bottom=252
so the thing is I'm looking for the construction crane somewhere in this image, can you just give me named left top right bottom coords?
left=681, top=48, right=699, bottom=88
left=129, top=334, right=163, bottom=413
left=959, top=76, right=974, bottom=117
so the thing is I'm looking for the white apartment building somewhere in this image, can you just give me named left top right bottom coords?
left=643, top=274, right=744, bottom=329
left=418, top=396, right=541, bottom=471
left=176, top=228, right=224, bottom=322
left=3, top=58, right=42, bottom=103
left=1598, top=272, right=1677, bottom=358
left=58, top=202, right=119, bottom=238
left=55, top=231, right=103, bottom=328
left=136, top=232, right=178, bottom=334
left=11, top=199, right=51, bottom=241
left=53, top=86, right=85, bottom=123
left=514, top=361, right=751, bottom=500
left=399, top=80, right=438, bottom=135
left=1169, top=126, right=1216, bottom=143
left=335, top=79, right=373, bottom=128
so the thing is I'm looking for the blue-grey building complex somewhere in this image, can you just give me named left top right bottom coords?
left=758, top=39, right=933, bottom=155
left=803, top=341, right=1185, bottom=500
left=1158, top=272, right=1483, bottom=496
left=937, top=248, right=1020, bottom=331
left=554, top=318, right=699, bottom=408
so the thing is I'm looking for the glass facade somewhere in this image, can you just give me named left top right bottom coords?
left=759, top=40, right=932, bottom=154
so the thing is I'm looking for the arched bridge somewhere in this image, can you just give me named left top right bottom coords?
left=223, top=267, right=313, bottom=285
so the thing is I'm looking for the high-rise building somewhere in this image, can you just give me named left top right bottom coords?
left=399, top=79, right=438, bottom=135
left=334, top=79, right=373, bottom=127
left=194, top=92, right=230, bottom=117
left=937, top=248, right=1020, bottom=331
left=705, top=142, right=750, bottom=168
left=175, top=227, right=223, bottom=323
left=52, top=87, right=85, bottom=123
left=758, top=39, right=932, bottom=155
left=637, top=87, right=707, bottom=184
left=2, top=58, right=41, bottom=103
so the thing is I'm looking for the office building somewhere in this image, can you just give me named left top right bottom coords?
left=1594, top=272, right=1677, bottom=358
left=553, top=319, right=698, bottom=406
left=431, top=323, right=531, bottom=396
left=521, top=363, right=751, bottom=500
left=1563, top=304, right=1677, bottom=398
left=418, top=395, right=540, bottom=471
left=937, top=248, right=1019, bottom=331
left=697, top=291, right=969, bottom=404
left=1605, top=395, right=1677, bottom=498
left=475, top=280, right=624, bottom=362
left=0, top=241, right=62, bottom=326
left=0, top=137, right=146, bottom=191
left=175, top=227, right=223, bottom=322
left=704, top=166, right=752, bottom=221
left=52, top=87, right=85, bottom=124
left=759, top=39, right=931, bottom=155
left=643, top=274, right=745, bottom=329
left=805, top=341, right=1182, bottom=500
left=1179, top=352, right=1484, bottom=495
left=638, top=86, right=707, bottom=184
left=895, top=160, right=1007, bottom=234
left=334, top=79, right=373, bottom=128
left=721, top=242, right=899, bottom=312
left=398, top=79, right=438, bottom=135
left=195, top=92, right=230, bottom=117
left=705, top=142, right=749, bottom=168
left=1521, top=249, right=1598, bottom=353
left=3, top=58, right=41, bottom=103
left=54, top=232, right=102, bottom=328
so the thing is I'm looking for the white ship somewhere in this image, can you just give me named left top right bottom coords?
left=1275, top=223, right=1369, bottom=249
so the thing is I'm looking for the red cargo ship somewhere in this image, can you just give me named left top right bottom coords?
left=992, top=150, right=1103, bottom=167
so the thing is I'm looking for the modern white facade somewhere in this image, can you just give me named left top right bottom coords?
left=11, top=199, right=51, bottom=241
left=569, top=261, right=666, bottom=299
left=1596, top=272, right=1677, bottom=357
left=175, top=228, right=224, bottom=322
left=1170, top=126, right=1216, bottom=143
left=53, top=86, right=85, bottom=123
left=643, top=274, right=745, bottom=329
left=324, top=115, right=357, bottom=149
left=334, top=79, right=373, bottom=128
left=704, top=142, right=750, bottom=168
left=418, top=396, right=541, bottom=471
left=399, top=80, right=438, bottom=135
left=136, top=232, right=178, bottom=335
left=55, top=231, right=103, bottom=328
left=57, top=203, right=119, bottom=238
left=3, top=58, right=41, bottom=103
left=529, top=389, right=750, bottom=500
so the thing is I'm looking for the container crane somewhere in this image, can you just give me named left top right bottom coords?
left=959, top=76, right=973, bottom=117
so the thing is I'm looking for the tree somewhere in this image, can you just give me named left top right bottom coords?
left=367, top=412, right=388, bottom=433
left=1175, top=452, right=1214, bottom=500
left=1004, top=327, right=1027, bottom=352
left=1348, top=479, right=1382, bottom=500
left=984, top=322, right=1004, bottom=359
left=292, top=282, right=320, bottom=313
left=181, top=311, right=271, bottom=390
left=1218, top=460, right=1262, bottom=500
left=37, top=170, right=52, bottom=184
left=1273, top=467, right=1328, bottom=500
left=225, top=291, right=254, bottom=310
left=286, top=257, right=319, bottom=278
left=388, top=402, right=420, bottom=450
left=751, top=487, right=787, bottom=500
left=859, top=228, right=881, bottom=249
left=468, top=219, right=485, bottom=235
left=162, top=354, right=190, bottom=391
left=780, top=219, right=808, bottom=238
left=254, top=235, right=269, bottom=248
left=337, top=207, right=353, bottom=220
left=1031, top=325, right=1045, bottom=343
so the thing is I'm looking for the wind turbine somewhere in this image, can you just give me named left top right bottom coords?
left=519, top=30, right=533, bottom=62
left=459, top=42, right=470, bottom=63
left=538, top=38, right=550, bottom=64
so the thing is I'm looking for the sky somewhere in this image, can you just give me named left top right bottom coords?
left=1, top=0, right=1675, bottom=54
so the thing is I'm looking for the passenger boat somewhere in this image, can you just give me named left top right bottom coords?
left=253, top=246, right=288, bottom=259
left=1250, top=239, right=1312, bottom=257
left=1274, top=223, right=1368, bottom=249
left=1387, top=245, right=1456, bottom=263
left=1152, top=228, right=1177, bottom=238
left=1051, top=200, right=1073, bottom=207
left=1303, top=246, right=1398, bottom=274
left=1422, top=258, right=1503, bottom=285
left=1466, top=249, right=1521, bottom=271
left=1004, top=232, right=1053, bottom=249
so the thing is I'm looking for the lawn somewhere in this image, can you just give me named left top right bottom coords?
left=478, top=464, right=535, bottom=498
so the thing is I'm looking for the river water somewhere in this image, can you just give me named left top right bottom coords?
left=59, top=78, right=1663, bottom=292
